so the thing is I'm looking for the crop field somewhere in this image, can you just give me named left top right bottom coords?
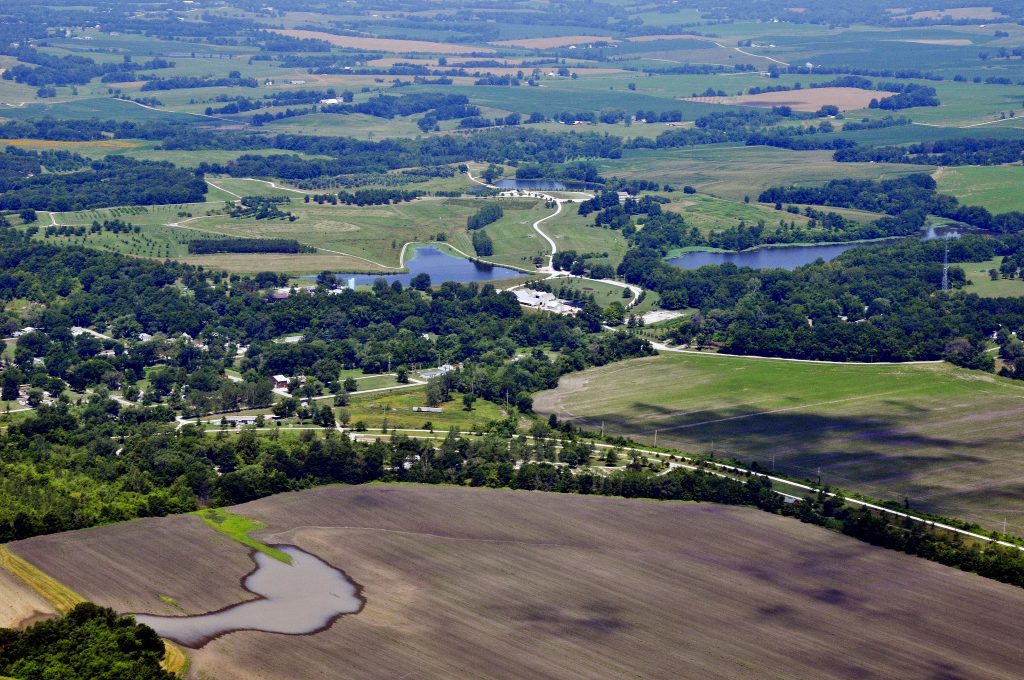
left=934, top=165, right=1024, bottom=214
left=10, top=485, right=1024, bottom=679
left=535, top=351, right=1024, bottom=535
left=599, top=146, right=934, bottom=202
left=686, top=87, right=887, bottom=113
left=270, top=29, right=494, bottom=54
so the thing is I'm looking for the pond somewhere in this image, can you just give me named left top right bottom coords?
left=132, top=546, right=363, bottom=648
left=494, top=179, right=567, bottom=191
left=331, top=246, right=527, bottom=286
left=667, top=226, right=962, bottom=271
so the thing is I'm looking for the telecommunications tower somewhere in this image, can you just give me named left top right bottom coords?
left=941, top=237, right=950, bottom=292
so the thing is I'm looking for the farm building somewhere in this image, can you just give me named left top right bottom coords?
left=513, top=289, right=579, bottom=315
left=272, top=375, right=290, bottom=389
left=222, top=415, right=260, bottom=427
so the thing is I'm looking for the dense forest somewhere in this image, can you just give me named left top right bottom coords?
left=0, top=149, right=206, bottom=212
left=620, top=235, right=1023, bottom=363
left=0, top=603, right=172, bottom=680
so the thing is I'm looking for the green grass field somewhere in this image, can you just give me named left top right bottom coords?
left=550, top=276, right=631, bottom=307
left=935, top=165, right=1024, bottom=214
left=535, top=351, right=1024, bottom=535
left=482, top=200, right=553, bottom=269
left=960, top=257, right=1024, bottom=297
left=599, top=145, right=935, bottom=201
left=544, top=208, right=628, bottom=267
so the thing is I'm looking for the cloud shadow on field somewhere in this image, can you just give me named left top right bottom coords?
left=573, top=404, right=1003, bottom=511
left=498, top=600, right=627, bottom=639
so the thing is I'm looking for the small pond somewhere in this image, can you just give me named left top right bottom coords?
left=667, top=226, right=962, bottom=271
left=330, top=246, right=527, bottom=286
left=133, top=546, right=362, bottom=648
left=494, top=179, right=568, bottom=191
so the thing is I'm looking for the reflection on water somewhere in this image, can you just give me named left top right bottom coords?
left=133, top=546, right=362, bottom=648
left=334, top=246, right=527, bottom=286
left=668, top=226, right=962, bottom=271
left=495, top=179, right=567, bottom=191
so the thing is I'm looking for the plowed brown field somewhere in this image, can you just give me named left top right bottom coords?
left=10, top=485, right=1024, bottom=679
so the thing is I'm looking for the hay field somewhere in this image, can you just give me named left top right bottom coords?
left=11, top=484, right=1024, bottom=679
left=270, top=29, right=493, bottom=54
left=535, top=351, right=1024, bottom=535
left=686, top=87, right=887, bottom=113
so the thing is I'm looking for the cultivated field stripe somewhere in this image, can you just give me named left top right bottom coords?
left=0, top=545, right=85, bottom=613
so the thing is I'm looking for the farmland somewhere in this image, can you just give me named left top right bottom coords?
left=6, top=0, right=1024, bottom=674
left=9, top=484, right=1024, bottom=679
left=599, top=146, right=934, bottom=202
left=535, top=352, right=1024, bottom=535
left=686, top=87, right=890, bottom=113
left=934, top=165, right=1024, bottom=214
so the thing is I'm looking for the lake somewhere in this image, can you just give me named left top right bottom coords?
left=332, top=246, right=527, bottom=286
left=494, top=179, right=567, bottom=191
left=132, top=546, right=362, bottom=648
left=667, top=227, right=962, bottom=271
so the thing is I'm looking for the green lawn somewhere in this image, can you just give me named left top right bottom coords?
left=961, top=257, right=1024, bottom=298
left=550, top=277, right=631, bottom=307
left=342, top=387, right=506, bottom=431
left=535, top=351, right=1024, bottom=535
left=935, top=165, right=1024, bottom=215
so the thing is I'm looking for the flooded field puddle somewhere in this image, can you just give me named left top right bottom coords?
left=134, top=546, right=363, bottom=647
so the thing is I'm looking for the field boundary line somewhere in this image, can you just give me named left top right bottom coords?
left=0, top=545, right=85, bottom=613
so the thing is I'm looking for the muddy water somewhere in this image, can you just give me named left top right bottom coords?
left=133, top=546, right=363, bottom=647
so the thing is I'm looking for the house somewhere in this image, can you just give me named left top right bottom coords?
left=412, top=406, right=444, bottom=413
left=319, top=98, right=340, bottom=105
left=223, top=415, right=259, bottom=427
left=419, top=363, right=460, bottom=380
left=272, top=374, right=290, bottom=389
left=12, top=327, right=36, bottom=338
left=138, top=332, right=153, bottom=342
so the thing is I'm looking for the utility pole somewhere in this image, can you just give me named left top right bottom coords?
left=654, top=429, right=658, bottom=447
left=601, top=421, right=605, bottom=437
